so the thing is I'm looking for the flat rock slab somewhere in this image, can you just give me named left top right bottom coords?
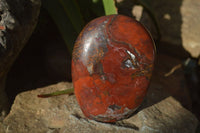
left=0, top=82, right=198, bottom=133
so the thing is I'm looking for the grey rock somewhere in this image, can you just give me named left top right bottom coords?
left=0, top=0, right=41, bottom=116
left=1, top=82, right=198, bottom=133
left=181, top=0, right=200, bottom=58
left=139, top=97, right=198, bottom=133
left=0, top=122, right=5, bottom=133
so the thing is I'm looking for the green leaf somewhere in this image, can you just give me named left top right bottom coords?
left=58, top=0, right=84, bottom=33
left=42, top=0, right=84, bottom=54
left=91, top=0, right=105, bottom=16
left=75, top=0, right=92, bottom=23
left=76, top=0, right=105, bottom=23
left=102, top=0, right=118, bottom=15
left=38, top=88, right=74, bottom=98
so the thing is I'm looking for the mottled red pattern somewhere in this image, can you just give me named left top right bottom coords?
left=72, top=15, right=155, bottom=122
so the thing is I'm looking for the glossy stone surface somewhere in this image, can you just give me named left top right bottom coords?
left=72, top=15, right=155, bottom=122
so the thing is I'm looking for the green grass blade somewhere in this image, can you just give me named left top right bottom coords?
left=38, top=88, right=74, bottom=98
left=102, top=0, right=118, bottom=15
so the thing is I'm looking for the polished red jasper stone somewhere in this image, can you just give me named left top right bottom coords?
left=72, top=15, right=155, bottom=122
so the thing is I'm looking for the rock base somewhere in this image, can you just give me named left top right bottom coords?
left=0, top=82, right=198, bottom=133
